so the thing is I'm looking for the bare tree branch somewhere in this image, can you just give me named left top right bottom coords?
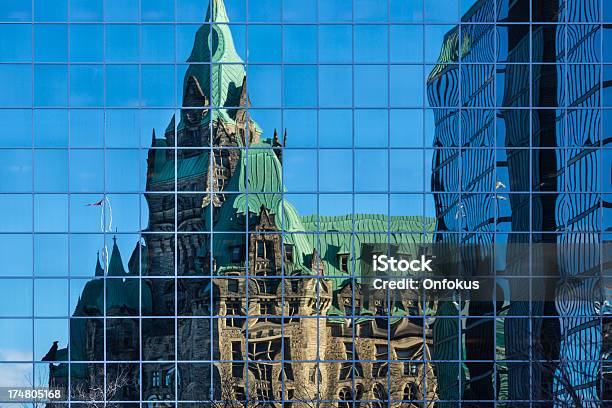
left=70, top=365, right=130, bottom=408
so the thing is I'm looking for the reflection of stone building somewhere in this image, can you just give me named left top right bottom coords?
left=206, top=205, right=438, bottom=405
left=45, top=0, right=437, bottom=406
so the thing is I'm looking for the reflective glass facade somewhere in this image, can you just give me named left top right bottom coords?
left=0, top=0, right=610, bottom=407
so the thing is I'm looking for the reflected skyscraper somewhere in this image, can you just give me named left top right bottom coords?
left=428, top=0, right=607, bottom=406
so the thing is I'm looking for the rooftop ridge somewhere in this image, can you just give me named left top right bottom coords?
left=301, top=214, right=436, bottom=222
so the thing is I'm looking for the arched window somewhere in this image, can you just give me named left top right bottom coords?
left=339, top=342, right=364, bottom=380
left=372, top=383, right=387, bottom=407
left=338, top=387, right=352, bottom=408
left=355, top=384, right=364, bottom=407
left=151, top=371, right=160, bottom=387
left=403, top=382, right=419, bottom=402
left=164, top=368, right=174, bottom=386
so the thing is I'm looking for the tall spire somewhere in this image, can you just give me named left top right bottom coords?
left=146, top=128, right=169, bottom=186
left=151, top=128, right=157, bottom=145
left=272, top=129, right=283, bottom=164
left=181, top=0, right=246, bottom=120
left=177, top=0, right=262, bottom=143
left=187, top=0, right=243, bottom=67
left=108, top=236, right=126, bottom=276
left=95, top=251, right=104, bottom=277
left=206, top=0, right=231, bottom=23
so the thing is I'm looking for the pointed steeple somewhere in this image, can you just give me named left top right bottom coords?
left=95, top=251, right=104, bottom=277
left=206, top=0, right=231, bottom=23
left=164, top=113, right=176, bottom=145
left=188, top=0, right=242, bottom=65
left=127, top=240, right=146, bottom=276
left=147, top=128, right=168, bottom=183
left=178, top=0, right=254, bottom=134
left=272, top=128, right=283, bottom=163
left=257, top=205, right=276, bottom=230
left=108, top=236, right=126, bottom=276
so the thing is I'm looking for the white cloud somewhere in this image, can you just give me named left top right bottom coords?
left=0, top=349, right=33, bottom=387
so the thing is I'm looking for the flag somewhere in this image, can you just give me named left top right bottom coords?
left=86, top=196, right=113, bottom=233
left=86, top=198, right=106, bottom=207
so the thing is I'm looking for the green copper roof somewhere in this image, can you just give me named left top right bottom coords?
left=178, top=0, right=256, bottom=131
left=208, top=144, right=316, bottom=271
left=149, top=151, right=209, bottom=185
left=237, top=145, right=284, bottom=194
left=301, top=214, right=436, bottom=233
left=206, top=142, right=438, bottom=295
left=73, top=277, right=147, bottom=318
left=207, top=144, right=285, bottom=221
left=300, top=214, right=436, bottom=289
left=75, top=278, right=104, bottom=316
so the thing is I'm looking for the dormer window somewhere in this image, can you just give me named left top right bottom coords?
left=338, top=254, right=349, bottom=272
left=284, top=244, right=294, bottom=263
left=164, top=370, right=172, bottom=386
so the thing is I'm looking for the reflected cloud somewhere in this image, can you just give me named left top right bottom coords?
left=0, top=349, right=32, bottom=386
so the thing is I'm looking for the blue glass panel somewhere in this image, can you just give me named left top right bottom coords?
left=284, top=65, right=317, bottom=107
left=0, top=150, right=32, bottom=192
left=70, top=24, right=103, bottom=62
left=0, top=65, right=32, bottom=107
left=34, top=24, right=67, bottom=62
left=0, top=0, right=32, bottom=21
left=69, top=0, right=102, bottom=22
left=0, top=24, right=31, bottom=61
left=35, top=0, right=67, bottom=21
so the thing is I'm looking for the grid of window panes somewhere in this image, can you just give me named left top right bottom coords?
left=0, top=0, right=610, bottom=406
